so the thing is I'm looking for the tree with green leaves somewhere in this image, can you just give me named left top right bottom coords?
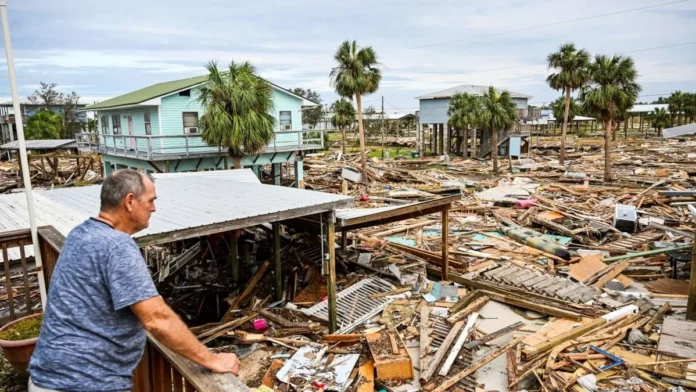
left=648, top=107, right=670, bottom=137
left=546, top=43, right=590, bottom=165
left=667, top=91, right=685, bottom=126
left=331, top=99, right=356, bottom=154
left=330, top=40, right=381, bottom=181
left=292, top=88, right=323, bottom=128
left=25, top=109, right=62, bottom=140
left=550, top=95, right=579, bottom=129
left=448, top=92, right=482, bottom=158
left=479, top=87, right=518, bottom=173
left=684, top=92, right=696, bottom=124
left=579, top=55, right=641, bottom=182
left=198, top=61, right=276, bottom=169
left=28, top=82, right=62, bottom=106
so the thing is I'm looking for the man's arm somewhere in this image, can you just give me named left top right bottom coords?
left=131, top=296, right=239, bottom=375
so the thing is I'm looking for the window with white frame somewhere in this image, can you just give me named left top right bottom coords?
left=182, top=112, right=199, bottom=134
left=279, top=111, right=292, bottom=130
left=144, top=112, right=152, bottom=135
left=111, top=115, right=121, bottom=135
left=100, top=115, right=109, bottom=134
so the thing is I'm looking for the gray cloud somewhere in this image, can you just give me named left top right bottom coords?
left=1, top=0, right=695, bottom=110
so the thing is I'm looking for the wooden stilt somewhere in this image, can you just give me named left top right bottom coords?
left=441, top=208, right=450, bottom=281
left=273, top=222, right=282, bottom=301
left=326, top=211, right=338, bottom=333
left=229, top=230, right=239, bottom=284
left=341, top=230, right=348, bottom=251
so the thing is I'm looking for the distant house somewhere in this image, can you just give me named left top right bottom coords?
left=0, top=99, right=88, bottom=144
left=310, top=110, right=416, bottom=131
left=78, top=74, right=321, bottom=186
left=415, top=84, right=533, bottom=158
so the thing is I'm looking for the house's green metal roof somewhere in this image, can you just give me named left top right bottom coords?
left=85, top=74, right=320, bottom=111
left=85, top=75, right=209, bottom=110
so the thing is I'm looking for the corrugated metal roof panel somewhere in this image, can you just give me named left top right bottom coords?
left=416, top=84, right=532, bottom=100
left=0, top=139, right=78, bottom=150
left=1, top=169, right=352, bottom=261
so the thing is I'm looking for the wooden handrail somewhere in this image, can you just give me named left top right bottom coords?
left=133, top=334, right=250, bottom=392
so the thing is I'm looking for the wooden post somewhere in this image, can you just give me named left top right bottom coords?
left=441, top=207, right=450, bottom=281
left=326, top=211, right=338, bottom=333
left=229, top=231, right=239, bottom=284
left=273, top=222, right=282, bottom=301
left=687, top=239, right=696, bottom=320
left=341, top=230, right=348, bottom=251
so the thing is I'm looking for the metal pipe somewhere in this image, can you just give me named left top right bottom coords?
left=0, top=0, right=47, bottom=307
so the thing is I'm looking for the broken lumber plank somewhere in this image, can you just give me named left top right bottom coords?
left=449, top=290, right=483, bottom=314
left=593, top=261, right=630, bottom=289
left=482, top=291, right=583, bottom=321
left=420, top=319, right=465, bottom=383
left=227, top=261, right=269, bottom=316
left=323, top=334, right=361, bottom=343
left=433, top=336, right=525, bottom=392
left=439, top=313, right=478, bottom=376
left=643, top=302, right=671, bottom=333
left=522, top=318, right=606, bottom=358
left=447, top=296, right=489, bottom=324
left=357, top=360, right=375, bottom=392
left=420, top=305, right=431, bottom=374
left=368, top=287, right=410, bottom=299
left=464, top=321, right=524, bottom=349
left=373, top=220, right=435, bottom=237
left=199, top=313, right=257, bottom=344
left=257, top=308, right=313, bottom=329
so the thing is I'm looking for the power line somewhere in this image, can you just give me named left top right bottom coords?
left=385, top=0, right=690, bottom=54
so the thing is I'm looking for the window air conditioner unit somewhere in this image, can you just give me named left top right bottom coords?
left=282, top=124, right=292, bottom=130
left=186, top=127, right=199, bottom=134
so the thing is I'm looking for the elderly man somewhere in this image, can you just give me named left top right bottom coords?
left=28, top=169, right=239, bottom=391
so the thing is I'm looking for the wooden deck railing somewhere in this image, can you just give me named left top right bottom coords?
left=0, top=225, right=248, bottom=391
left=0, top=226, right=62, bottom=325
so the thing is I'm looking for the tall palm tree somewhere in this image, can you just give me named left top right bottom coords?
left=479, top=87, right=518, bottom=173
left=330, top=40, right=381, bottom=181
left=668, top=91, right=685, bottom=126
left=579, top=55, right=641, bottom=182
left=331, top=99, right=356, bottom=154
left=198, top=61, right=275, bottom=169
left=546, top=43, right=590, bottom=165
left=448, top=92, right=482, bottom=158
left=648, top=107, right=670, bottom=137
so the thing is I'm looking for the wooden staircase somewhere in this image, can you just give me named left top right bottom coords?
left=477, top=124, right=532, bottom=158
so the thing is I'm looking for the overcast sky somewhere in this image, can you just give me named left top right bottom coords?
left=1, top=0, right=695, bottom=114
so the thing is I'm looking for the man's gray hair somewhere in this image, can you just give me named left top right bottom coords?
left=100, top=169, right=152, bottom=211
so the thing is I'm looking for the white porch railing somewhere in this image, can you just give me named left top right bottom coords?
left=74, top=130, right=324, bottom=160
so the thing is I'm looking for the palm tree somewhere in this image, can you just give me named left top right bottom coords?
left=579, top=55, right=641, bottom=182
left=668, top=91, right=685, bottom=126
left=448, top=92, right=482, bottom=158
left=198, top=61, right=275, bottom=169
left=331, top=99, right=356, bottom=154
left=330, top=40, right=381, bottom=181
left=684, top=92, right=696, bottom=124
left=550, top=95, right=579, bottom=128
left=546, top=43, right=590, bottom=165
left=648, top=107, right=670, bottom=137
left=479, top=87, right=518, bottom=173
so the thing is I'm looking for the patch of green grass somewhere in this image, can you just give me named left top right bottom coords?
left=343, top=146, right=416, bottom=158
left=0, top=316, right=42, bottom=341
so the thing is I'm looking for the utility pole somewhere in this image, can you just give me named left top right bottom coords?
left=381, top=96, right=385, bottom=158
left=1, top=0, right=48, bottom=307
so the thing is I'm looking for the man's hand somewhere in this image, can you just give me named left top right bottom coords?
left=205, top=353, right=240, bottom=375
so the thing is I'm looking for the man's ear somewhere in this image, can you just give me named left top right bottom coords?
left=124, top=193, right=135, bottom=212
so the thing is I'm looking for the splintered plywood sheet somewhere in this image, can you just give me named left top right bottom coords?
left=658, top=317, right=696, bottom=359
left=521, top=317, right=592, bottom=347
left=568, top=254, right=633, bottom=288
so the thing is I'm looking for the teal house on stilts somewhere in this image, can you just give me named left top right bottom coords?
left=76, top=74, right=322, bottom=187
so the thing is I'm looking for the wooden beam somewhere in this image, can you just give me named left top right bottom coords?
left=327, top=211, right=338, bottom=333
left=273, top=222, right=282, bottom=302
left=521, top=318, right=606, bottom=357
left=464, top=321, right=524, bottom=350
left=441, top=208, right=450, bottom=281
left=447, top=296, right=489, bottom=324
left=593, top=261, right=629, bottom=289
left=225, top=261, right=269, bottom=318
left=420, top=306, right=430, bottom=374
left=643, top=302, right=671, bottom=333
left=229, top=231, right=238, bottom=284
left=433, top=336, right=525, bottom=392
left=440, top=313, right=478, bottom=376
